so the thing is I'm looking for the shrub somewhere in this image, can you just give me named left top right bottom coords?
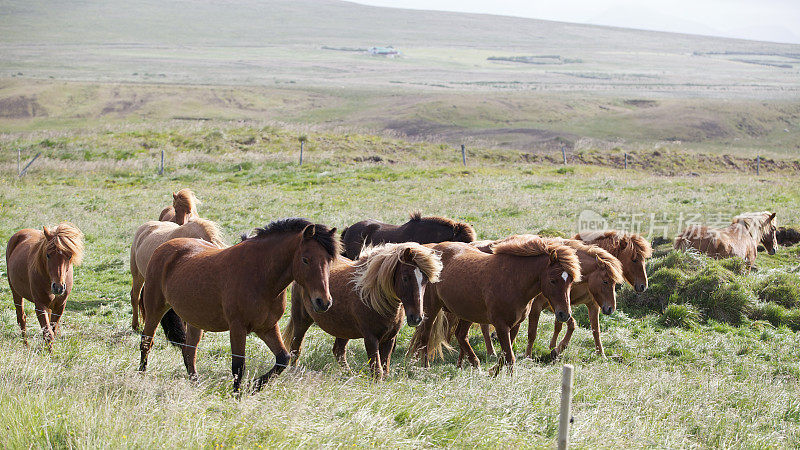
left=660, top=304, right=699, bottom=329
left=674, top=265, right=754, bottom=325
left=648, top=250, right=704, bottom=274
left=719, top=257, right=749, bottom=275
left=751, top=303, right=800, bottom=331
left=754, top=272, right=800, bottom=308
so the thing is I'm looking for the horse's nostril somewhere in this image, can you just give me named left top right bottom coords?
left=407, top=314, right=422, bottom=327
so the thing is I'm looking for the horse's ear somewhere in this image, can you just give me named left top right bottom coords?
left=43, top=226, right=53, bottom=239
left=768, top=212, right=777, bottom=223
left=400, top=246, right=414, bottom=263
left=302, top=224, right=316, bottom=239
left=549, top=250, right=558, bottom=263
left=329, top=227, right=337, bottom=236
left=172, top=192, right=177, bottom=199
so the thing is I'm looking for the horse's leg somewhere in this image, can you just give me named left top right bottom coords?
left=480, top=324, right=495, bottom=357
left=138, top=287, right=169, bottom=373
left=525, top=303, right=543, bottom=358
left=182, top=325, right=204, bottom=381
left=130, top=271, right=144, bottom=331
left=553, top=317, right=577, bottom=357
left=253, top=323, right=291, bottom=391
left=379, top=337, right=395, bottom=376
left=229, top=324, right=248, bottom=393
left=49, top=300, right=66, bottom=338
left=588, top=303, right=605, bottom=357
left=32, top=301, right=54, bottom=350
left=549, top=319, right=564, bottom=351
left=509, top=322, right=521, bottom=343
left=455, top=320, right=479, bottom=368
left=11, top=290, right=26, bottom=345
left=493, top=324, right=515, bottom=376
left=364, top=335, right=383, bottom=381
left=332, top=338, right=350, bottom=371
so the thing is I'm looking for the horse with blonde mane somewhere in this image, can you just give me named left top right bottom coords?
left=340, top=211, right=476, bottom=259
left=674, top=211, right=777, bottom=269
left=159, top=188, right=198, bottom=225
left=6, top=223, right=84, bottom=347
left=129, top=218, right=226, bottom=334
left=138, top=218, right=339, bottom=392
left=283, top=243, right=442, bottom=380
left=408, top=235, right=581, bottom=373
left=461, top=236, right=623, bottom=363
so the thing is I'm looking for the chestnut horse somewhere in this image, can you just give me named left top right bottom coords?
left=129, top=218, right=226, bottom=332
left=158, top=188, right=198, bottom=225
left=674, top=211, right=777, bottom=269
left=408, top=236, right=581, bottom=373
left=341, top=211, right=476, bottom=259
left=5, top=223, right=84, bottom=346
left=463, top=236, right=623, bottom=362
left=138, top=218, right=339, bottom=392
left=283, top=243, right=442, bottom=380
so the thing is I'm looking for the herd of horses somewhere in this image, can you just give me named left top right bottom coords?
left=4, top=188, right=781, bottom=391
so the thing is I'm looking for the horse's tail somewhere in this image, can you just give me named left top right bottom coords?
left=282, top=283, right=303, bottom=351
left=160, top=309, right=186, bottom=347
left=281, top=316, right=295, bottom=350
left=407, top=309, right=454, bottom=361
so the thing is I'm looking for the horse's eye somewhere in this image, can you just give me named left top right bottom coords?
left=46, top=254, right=51, bottom=259
left=603, top=280, right=609, bottom=285
left=631, top=258, right=638, bottom=263
left=550, top=279, right=556, bottom=285
left=301, top=257, right=309, bottom=265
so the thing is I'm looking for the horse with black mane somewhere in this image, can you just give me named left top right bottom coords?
left=340, top=211, right=476, bottom=259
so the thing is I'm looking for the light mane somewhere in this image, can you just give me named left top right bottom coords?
left=560, top=239, right=624, bottom=284
left=189, top=218, right=227, bottom=248
left=491, top=234, right=582, bottom=282
left=352, top=243, right=442, bottom=317
left=732, top=211, right=777, bottom=241
left=173, top=188, right=198, bottom=215
left=576, top=230, right=653, bottom=260
left=34, top=222, right=85, bottom=271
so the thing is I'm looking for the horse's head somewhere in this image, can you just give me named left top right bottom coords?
left=40, top=224, right=84, bottom=296
left=583, top=249, right=625, bottom=316
left=293, top=224, right=339, bottom=313
left=761, top=212, right=778, bottom=255
left=618, top=235, right=652, bottom=292
left=393, top=246, right=442, bottom=327
left=540, top=244, right=581, bottom=323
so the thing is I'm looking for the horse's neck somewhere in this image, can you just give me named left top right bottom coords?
left=30, top=239, right=48, bottom=277
left=174, top=209, right=188, bottom=225
left=494, top=254, right=548, bottom=301
left=241, top=233, right=299, bottom=297
left=575, top=254, right=596, bottom=284
left=727, top=222, right=756, bottom=241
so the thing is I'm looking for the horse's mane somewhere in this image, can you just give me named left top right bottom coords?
left=560, top=239, right=624, bottom=284
left=732, top=211, right=777, bottom=241
left=189, top=218, right=226, bottom=248
left=491, top=234, right=582, bottom=282
left=408, top=211, right=477, bottom=242
left=243, top=217, right=341, bottom=257
left=33, top=222, right=84, bottom=271
left=576, top=230, right=653, bottom=261
left=352, top=243, right=442, bottom=317
left=173, top=188, right=198, bottom=214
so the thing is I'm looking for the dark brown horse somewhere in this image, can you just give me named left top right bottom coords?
left=408, top=236, right=581, bottom=373
left=138, top=218, right=340, bottom=392
left=158, top=188, right=198, bottom=225
left=674, top=211, right=777, bottom=269
left=340, top=211, right=476, bottom=259
left=5, top=223, right=84, bottom=347
left=283, top=243, right=442, bottom=380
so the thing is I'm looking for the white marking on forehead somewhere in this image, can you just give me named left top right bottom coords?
left=414, top=268, right=424, bottom=291
left=561, top=271, right=569, bottom=281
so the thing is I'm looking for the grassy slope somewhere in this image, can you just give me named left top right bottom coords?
left=0, top=124, right=799, bottom=447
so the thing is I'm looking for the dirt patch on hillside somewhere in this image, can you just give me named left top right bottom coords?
left=0, top=95, right=47, bottom=118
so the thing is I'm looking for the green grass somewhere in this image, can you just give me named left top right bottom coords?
left=1, top=123, right=800, bottom=447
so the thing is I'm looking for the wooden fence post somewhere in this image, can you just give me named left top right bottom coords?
left=562, top=145, right=567, bottom=165
left=461, top=144, right=466, bottom=166
left=624, top=153, right=628, bottom=170
left=18, top=152, right=41, bottom=178
left=17, top=149, right=21, bottom=176
left=159, top=150, right=164, bottom=176
left=299, top=135, right=307, bottom=165
left=756, top=155, right=760, bottom=175
left=558, top=364, right=575, bottom=450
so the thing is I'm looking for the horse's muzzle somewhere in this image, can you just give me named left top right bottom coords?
left=555, top=310, right=571, bottom=323
left=768, top=248, right=776, bottom=255
left=635, top=283, right=647, bottom=293
left=311, top=297, right=331, bottom=313
left=51, top=283, right=65, bottom=296
left=406, top=313, right=423, bottom=327
left=602, top=305, right=615, bottom=315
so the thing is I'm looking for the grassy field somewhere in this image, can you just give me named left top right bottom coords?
left=1, top=123, right=799, bottom=447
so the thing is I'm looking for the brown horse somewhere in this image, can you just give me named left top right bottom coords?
left=464, top=236, right=623, bottom=361
left=158, top=188, right=198, bottom=225
left=341, top=211, right=476, bottom=259
left=283, top=243, right=442, bottom=380
left=138, top=218, right=339, bottom=392
left=5, top=223, right=84, bottom=346
left=408, top=236, right=581, bottom=372
left=674, top=211, right=777, bottom=269
left=129, top=218, right=226, bottom=332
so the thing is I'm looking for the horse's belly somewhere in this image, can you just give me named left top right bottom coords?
left=305, top=300, right=365, bottom=340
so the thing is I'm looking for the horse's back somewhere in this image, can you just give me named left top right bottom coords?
left=342, top=219, right=386, bottom=258
left=159, top=206, right=175, bottom=222
left=132, top=221, right=180, bottom=273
